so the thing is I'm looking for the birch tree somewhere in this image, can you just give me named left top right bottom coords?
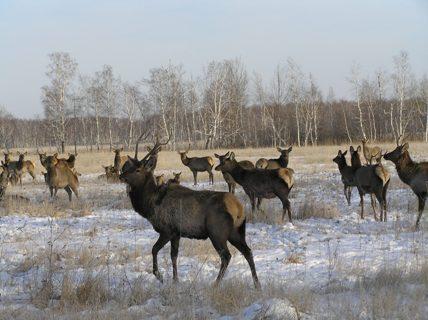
left=41, top=52, right=77, bottom=152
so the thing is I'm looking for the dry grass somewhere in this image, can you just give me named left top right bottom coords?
left=295, top=198, right=341, bottom=220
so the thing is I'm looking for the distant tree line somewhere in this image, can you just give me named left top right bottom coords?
left=1, top=50, right=427, bottom=151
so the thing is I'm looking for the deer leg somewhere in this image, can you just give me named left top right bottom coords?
left=192, top=171, right=197, bottom=186
left=370, top=194, right=378, bottom=221
left=70, top=185, right=79, bottom=199
left=208, top=170, right=214, bottom=185
left=228, top=231, right=260, bottom=289
left=249, top=194, right=256, bottom=213
left=359, top=191, right=364, bottom=219
left=49, top=186, right=54, bottom=198
left=415, top=193, right=426, bottom=229
left=256, top=198, right=262, bottom=210
left=231, top=183, right=235, bottom=194
left=210, top=237, right=231, bottom=286
left=64, top=186, right=72, bottom=202
left=152, top=234, right=170, bottom=282
left=170, top=236, right=180, bottom=282
left=344, top=185, right=350, bottom=205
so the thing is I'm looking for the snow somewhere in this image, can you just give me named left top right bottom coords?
left=0, top=160, right=426, bottom=318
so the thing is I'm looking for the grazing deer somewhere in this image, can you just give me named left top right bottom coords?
left=384, top=140, right=427, bottom=229
left=178, top=144, right=214, bottom=185
left=6, top=152, right=36, bottom=186
left=332, top=150, right=357, bottom=206
left=215, top=152, right=294, bottom=222
left=215, top=152, right=254, bottom=193
left=45, top=154, right=79, bottom=201
left=350, top=146, right=390, bottom=221
left=120, top=135, right=260, bottom=288
left=256, top=147, right=292, bottom=169
left=361, top=138, right=382, bottom=164
left=168, top=172, right=181, bottom=185
left=113, top=147, right=128, bottom=172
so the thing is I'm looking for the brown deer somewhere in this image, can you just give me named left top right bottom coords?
left=178, top=144, right=214, bottom=185
left=113, top=147, right=128, bottom=172
left=38, top=151, right=76, bottom=171
left=256, top=147, right=292, bottom=169
left=45, top=154, right=79, bottom=201
left=215, top=152, right=254, bottom=193
left=361, top=138, right=382, bottom=164
left=215, top=152, right=294, bottom=222
left=119, top=135, right=260, bottom=288
left=102, top=165, right=120, bottom=183
left=6, top=152, right=36, bottom=186
left=3, top=151, right=11, bottom=164
left=332, top=150, right=357, bottom=206
left=384, top=140, right=427, bottom=229
left=155, top=174, right=165, bottom=186
left=168, top=172, right=181, bottom=185
left=350, top=146, right=390, bottom=221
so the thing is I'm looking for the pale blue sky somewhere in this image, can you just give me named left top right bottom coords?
left=0, top=0, right=427, bottom=118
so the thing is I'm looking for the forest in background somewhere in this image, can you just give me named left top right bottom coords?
left=1, top=50, right=427, bottom=152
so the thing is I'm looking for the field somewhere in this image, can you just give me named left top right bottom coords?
left=0, top=143, right=427, bottom=319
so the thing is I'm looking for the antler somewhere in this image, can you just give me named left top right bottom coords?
left=134, top=129, right=151, bottom=159
left=140, top=135, right=170, bottom=163
left=185, top=143, right=191, bottom=153
left=395, top=134, right=403, bottom=147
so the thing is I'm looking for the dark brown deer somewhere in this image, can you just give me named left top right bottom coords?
left=7, top=152, right=36, bottom=186
left=332, top=150, right=357, bottom=206
left=350, top=146, right=390, bottom=221
left=167, top=172, right=181, bottom=185
left=45, top=154, right=79, bottom=201
left=215, top=152, right=294, bottom=222
left=384, top=140, right=427, bottom=229
left=178, top=144, right=214, bottom=185
left=215, top=152, right=254, bottom=193
left=256, top=147, right=292, bottom=169
left=361, top=138, right=382, bottom=164
left=120, top=136, right=260, bottom=288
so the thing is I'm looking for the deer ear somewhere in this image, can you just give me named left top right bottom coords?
left=337, top=150, right=342, bottom=156
left=402, top=143, right=409, bottom=152
left=53, top=153, right=58, bottom=158
left=276, top=147, right=282, bottom=152
left=350, top=146, right=354, bottom=153
left=357, top=146, right=361, bottom=152
left=342, top=150, right=347, bottom=156
left=120, top=147, right=123, bottom=151
left=214, top=153, right=220, bottom=158
left=229, top=152, right=235, bottom=161
left=288, top=147, right=292, bottom=152
left=177, top=172, right=181, bottom=175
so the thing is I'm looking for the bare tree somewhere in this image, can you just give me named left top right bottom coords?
left=122, top=82, right=140, bottom=148
left=348, top=62, right=366, bottom=140
left=286, top=58, right=304, bottom=146
left=41, top=52, right=77, bottom=152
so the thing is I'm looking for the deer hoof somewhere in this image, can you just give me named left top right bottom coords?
left=154, top=271, right=163, bottom=283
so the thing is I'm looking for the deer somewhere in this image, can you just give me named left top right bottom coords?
left=350, top=146, right=390, bottom=222
left=255, top=147, right=292, bottom=169
left=155, top=174, right=165, bottom=186
left=6, top=151, right=36, bottom=186
left=332, top=150, right=357, bottom=206
left=102, top=165, right=120, bottom=183
left=361, top=138, right=382, bottom=164
left=38, top=151, right=76, bottom=171
left=119, top=133, right=260, bottom=288
left=215, top=152, right=255, bottom=193
left=167, top=172, right=181, bottom=185
left=113, top=147, right=128, bottom=172
left=3, top=151, right=11, bottom=164
left=44, top=154, right=79, bottom=201
left=215, top=152, right=294, bottom=223
left=384, top=138, right=427, bottom=229
left=178, top=144, right=214, bottom=185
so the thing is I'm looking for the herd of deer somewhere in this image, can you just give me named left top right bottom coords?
left=0, top=133, right=426, bottom=287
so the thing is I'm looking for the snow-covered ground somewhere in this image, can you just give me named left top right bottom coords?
left=0, top=160, right=426, bottom=319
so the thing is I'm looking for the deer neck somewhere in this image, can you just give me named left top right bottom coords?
left=336, top=159, right=349, bottom=172
left=226, top=162, right=246, bottom=183
left=277, top=155, right=288, bottom=167
left=351, top=155, right=362, bottom=172
left=394, top=151, right=417, bottom=184
left=128, top=175, right=157, bottom=219
left=181, top=156, right=190, bottom=166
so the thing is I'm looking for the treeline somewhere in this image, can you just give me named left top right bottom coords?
left=1, top=51, right=427, bottom=151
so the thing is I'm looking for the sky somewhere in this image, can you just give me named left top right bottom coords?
left=0, top=0, right=427, bottom=118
